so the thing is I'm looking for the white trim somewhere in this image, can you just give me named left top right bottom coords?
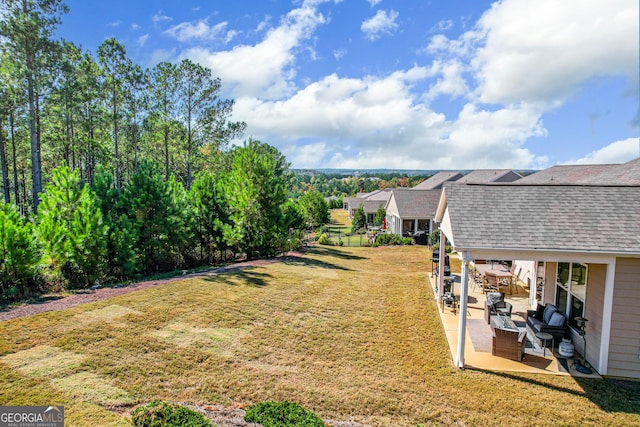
left=459, top=249, right=626, bottom=264
left=455, top=251, right=470, bottom=368
left=598, top=259, right=616, bottom=375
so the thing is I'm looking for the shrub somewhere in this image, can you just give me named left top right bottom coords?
left=401, top=237, right=413, bottom=245
left=131, top=401, right=212, bottom=427
left=337, top=238, right=344, bottom=246
left=244, top=401, right=324, bottom=427
left=317, top=233, right=332, bottom=245
left=373, top=233, right=400, bottom=246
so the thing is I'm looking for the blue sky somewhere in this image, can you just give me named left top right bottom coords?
left=57, top=0, right=639, bottom=170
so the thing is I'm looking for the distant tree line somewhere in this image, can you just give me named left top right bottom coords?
left=289, top=171, right=430, bottom=199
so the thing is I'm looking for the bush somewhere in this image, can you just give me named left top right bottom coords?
left=317, top=233, right=332, bottom=245
left=401, top=237, right=413, bottom=245
left=244, top=401, right=324, bottom=427
left=131, top=401, right=212, bottom=427
left=337, top=238, right=344, bottom=246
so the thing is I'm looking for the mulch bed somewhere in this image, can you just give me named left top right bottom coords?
left=0, top=251, right=304, bottom=323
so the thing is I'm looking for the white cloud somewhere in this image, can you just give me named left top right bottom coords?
left=425, top=60, right=469, bottom=100
left=137, top=34, right=149, bottom=47
left=152, top=13, right=172, bottom=26
left=469, top=0, right=639, bottom=104
left=165, top=19, right=229, bottom=42
left=361, top=10, right=399, bottom=41
left=180, top=1, right=328, bottom=99
left=433, top=19, right=453, bottom=32
left=108, top=20, right=121, bottom=27
left=367, top=0, right=382, bottom=6
left=333, top=49, right=346, bottom=60
left=131, top=23, right=140, bottom=31
left=568, top=138, right=640, bottom=165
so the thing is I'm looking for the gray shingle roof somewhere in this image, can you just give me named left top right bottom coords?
left=413, top=171, right=463, bottom=189
left=442, top=184, right=640, bottom=254
left=389, top=189, right=442, bottom=217
left=459, top=169, right=522, bottom=184
left=516, top=164, right=619, bottom=184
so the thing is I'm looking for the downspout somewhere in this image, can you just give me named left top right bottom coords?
left=598, top=259, right=616, bottom=375
left=456, top=251, right=471, bottom=368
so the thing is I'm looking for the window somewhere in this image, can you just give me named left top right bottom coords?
left=555, top=262, right=587, bottom=329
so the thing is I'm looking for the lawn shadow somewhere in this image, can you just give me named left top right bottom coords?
left=203, top=266, right=273, bottom=288
left=282, top=255, right=353, bottom=272
left=469, top=368, right=640, bottom=415
left=307, top=246, right=366, bottom=260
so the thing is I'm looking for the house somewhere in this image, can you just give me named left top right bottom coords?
left=458, top=169, right=522, bottom=184
left=384, top=189, right=441, bottom=236
left=344, top=190, right=391, bottom=223
left=434, top=180, right=640, bottom=379
left=512, top=161, right=640, bottom=185
left=413, top=171, right=463, bottom=190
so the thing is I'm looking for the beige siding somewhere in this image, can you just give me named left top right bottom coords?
left=583, top=264, right=606, bottom=370
left=543, top=262, right=557, bottom=306
left=608, top=258, right=640, bottom=379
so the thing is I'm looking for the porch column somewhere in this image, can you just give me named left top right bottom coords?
left=414, top=218, right=418, bottom=233
left=598, top=259, right=616, bottom=375
left=455, top=251, right=470, bottom=368
left=437, top=230, right=445, bottom=301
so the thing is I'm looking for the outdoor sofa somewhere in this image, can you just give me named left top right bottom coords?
left=526, top=303, right=567, bottom=347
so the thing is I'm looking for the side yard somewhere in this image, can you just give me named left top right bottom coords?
left=0, top=244, right=638, bottom=426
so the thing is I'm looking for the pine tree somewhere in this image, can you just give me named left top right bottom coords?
left=36, top=163, right=107, bottom=287
left=0, top=202, right=40, bottom=298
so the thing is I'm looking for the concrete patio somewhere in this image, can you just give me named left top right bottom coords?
left=429, top=270, right=601, bottom=378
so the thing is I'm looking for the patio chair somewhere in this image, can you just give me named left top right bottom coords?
left=484, top=291, right=513, bottom=324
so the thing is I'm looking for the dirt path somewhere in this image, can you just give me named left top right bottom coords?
left=0, top=252, right=304, bottom=323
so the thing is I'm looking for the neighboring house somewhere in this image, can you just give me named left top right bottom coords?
left=514, top=164, right=619, bottom=184
left=344, top=190, right=391, bottom=223
left=385, top=189, right=441, bottom=236
left=413, top=171, right=463, bottom=190
left=434, top=180, right=640, bottom=379
left=458, top=169, right=522, bottom=184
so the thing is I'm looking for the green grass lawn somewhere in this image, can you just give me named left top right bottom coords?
left=0, top=244, right=639, bottom=426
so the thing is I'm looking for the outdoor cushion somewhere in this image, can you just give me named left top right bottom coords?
left=534, top=304, right=545, bottom=320
left=548, top=312, right=566, bottom=327
left=543, top=304, right=558, bottom=324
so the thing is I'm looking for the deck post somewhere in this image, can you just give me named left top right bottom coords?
left=437, top=230, right=445, bottom=300
left=456, top=251, right=470, bottom=368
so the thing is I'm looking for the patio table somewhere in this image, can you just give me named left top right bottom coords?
left=474, top=264, right=513, bottom=294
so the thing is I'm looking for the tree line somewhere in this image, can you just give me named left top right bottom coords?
left=0, top=139, right=320, bottom=300
left=0, top=0, right=245, bottom=215
left=0, top=0, right=332, bottom=301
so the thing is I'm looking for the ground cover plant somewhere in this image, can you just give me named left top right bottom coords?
left=243, top=400, right=324, bottom=426
left=0, top=224, right=639, bottom=425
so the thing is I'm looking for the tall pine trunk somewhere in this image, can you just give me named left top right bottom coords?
left=10, top=112, right=19, bottom=207
left=0, top=117, right=10, bottom=203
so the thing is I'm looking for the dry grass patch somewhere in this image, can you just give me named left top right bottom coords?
left=76, top=304, right=143, bottom=323
left=151, top=322, right=247, bottom=356
left=1, top=345, right=85, bottom=378
left=51, top=372, right=135, bottom=406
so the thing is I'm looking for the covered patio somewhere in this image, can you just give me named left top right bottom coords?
left=429, top=182, right=640, bottom=380
left=429, top=268, right=601, bottom=377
